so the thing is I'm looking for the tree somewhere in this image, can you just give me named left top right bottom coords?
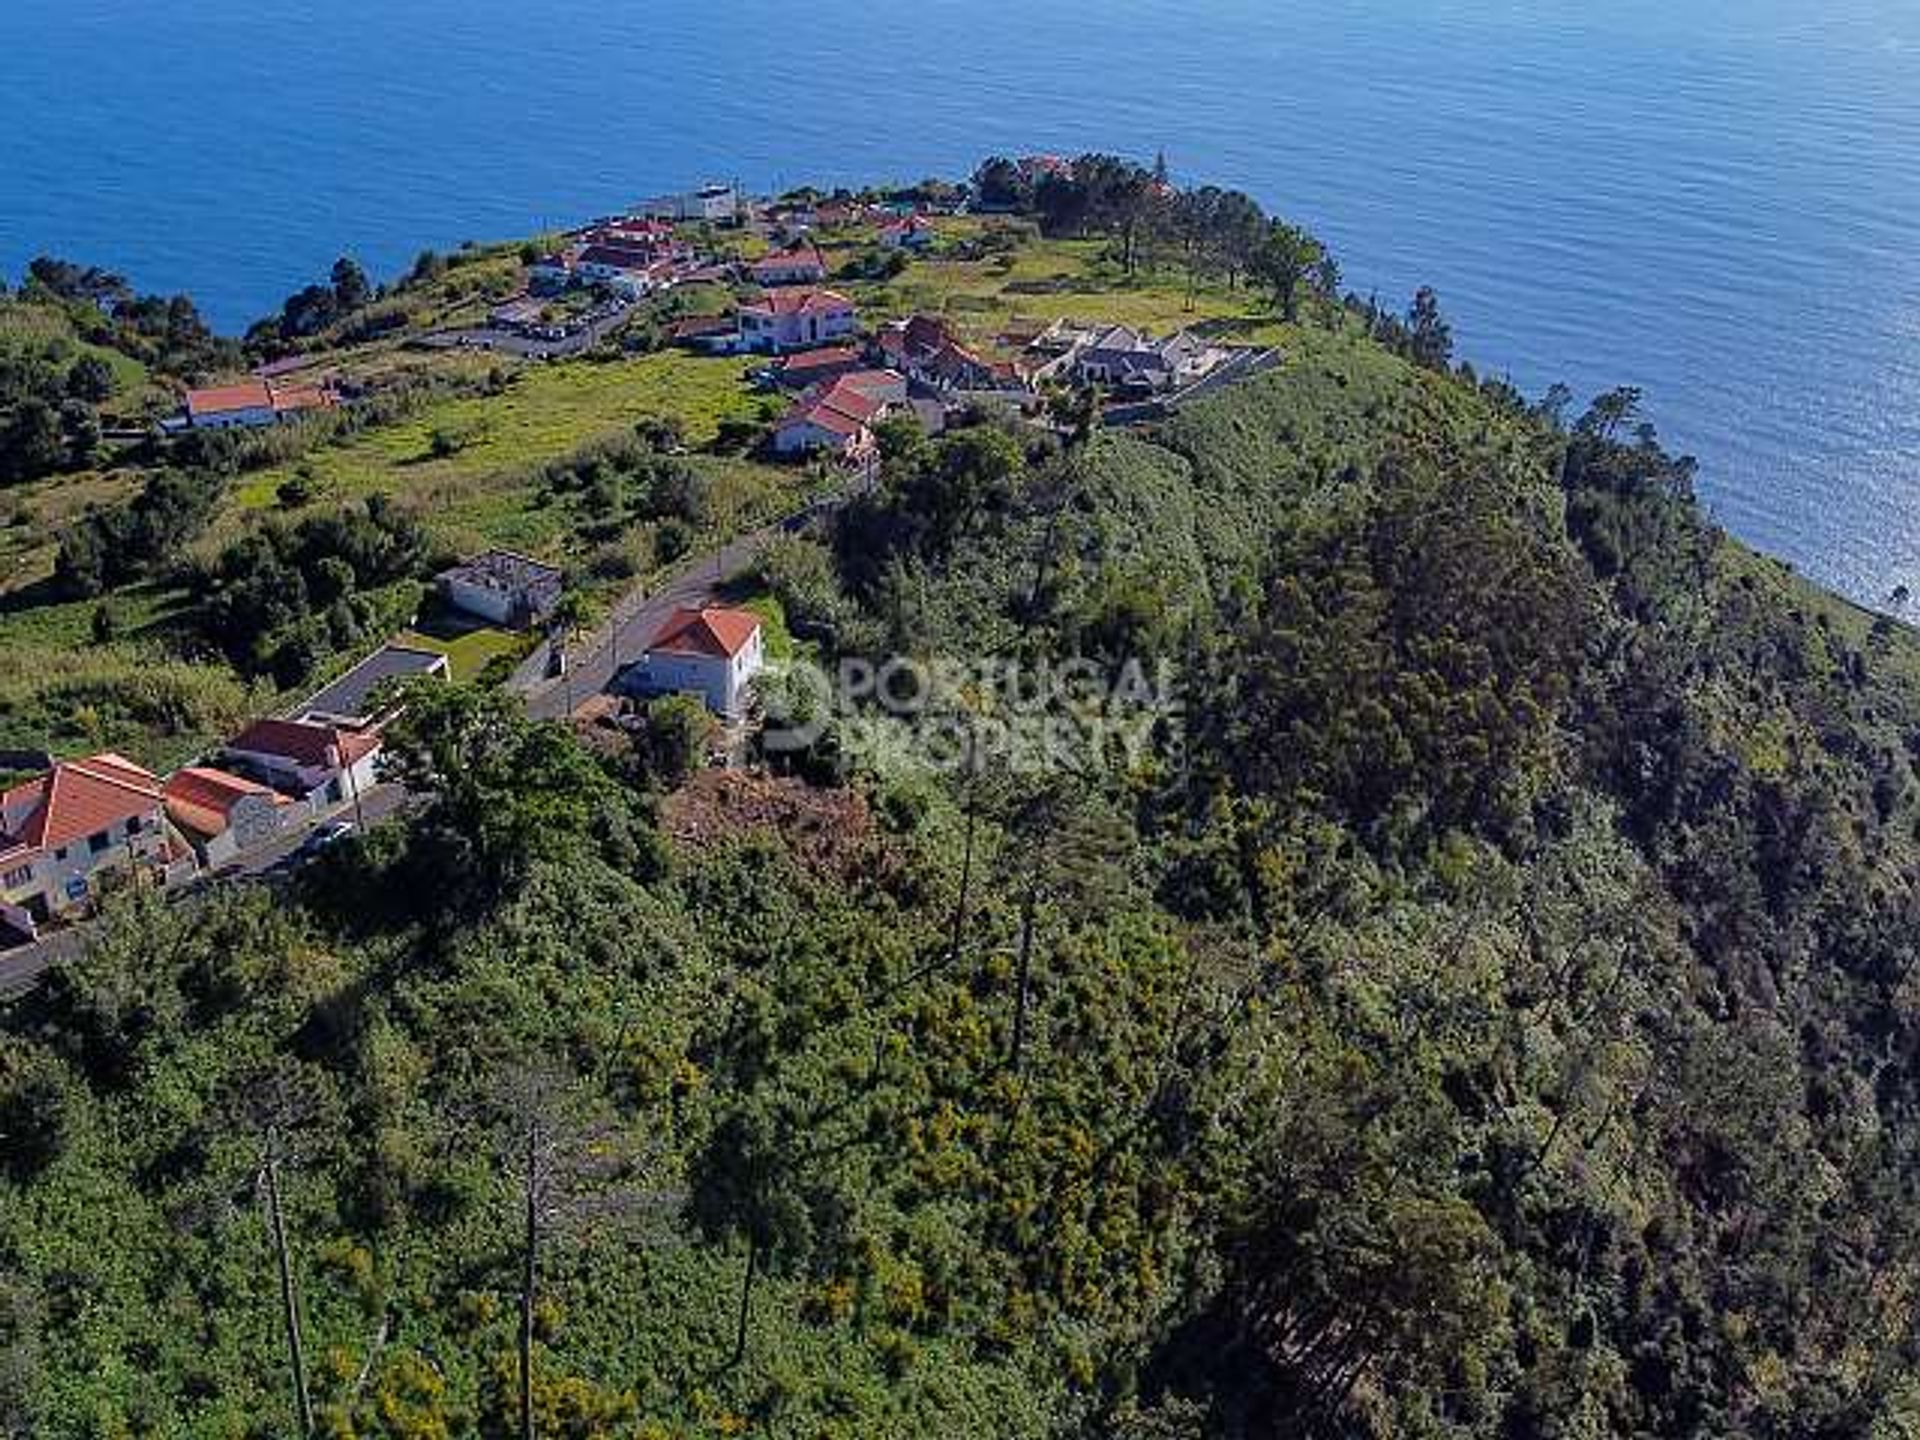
left=1251, top=220, right=1326, bottom=322
left=1577, top=385, right=1644, bottom=442
left=1406, top=286, right=1454, bottom=370
left=378, top=681, right=649, bottom=901
left=632, top=693, right=716, bottom=789
left=485, top=1066, right=642, bottom=1440
left=686, top=1100, right=819, bottom=1369
left=972, top=156, right=1032, bottom=212
left=64, top=354, right=116, bottom=404
left=0, top=398, right=64, bottom=483
left=330, top=256, right=373, bottom=312
left=1043, top=381, right=1103, bottom=450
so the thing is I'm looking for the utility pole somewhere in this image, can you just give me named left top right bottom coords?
left=342, top=743, right=367, bottom=831
left=520, top=1120, right=539, bottom=1440
left=262, top=1128, right=314, bottom=1438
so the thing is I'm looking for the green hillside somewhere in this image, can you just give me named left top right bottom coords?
left=6, top=294, right=1920, bottom=1440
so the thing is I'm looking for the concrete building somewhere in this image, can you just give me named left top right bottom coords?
left=637, top=184, right=740, bottom=224
left=436, top=550, right=565, bottom=629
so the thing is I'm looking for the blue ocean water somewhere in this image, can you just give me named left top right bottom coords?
left=3, top=0, right=1917, bottom=602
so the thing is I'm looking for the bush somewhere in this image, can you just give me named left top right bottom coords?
left=653, top=518, right=693, bottom=564
left=632, top=693, right=716, bottom=789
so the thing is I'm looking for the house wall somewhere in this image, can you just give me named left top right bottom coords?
left=739, top=308, right=855, bottom=354
left=192, top=405, right=277, bottom=430
left=441, top=576, right=516, bottom=626
left=639, top=634, right=765, bottom=717
left=4, top=808, right=168, bottom=916
left=773, top=420, right=846, bottom=456
left=642, top=653, right=732, bottom=715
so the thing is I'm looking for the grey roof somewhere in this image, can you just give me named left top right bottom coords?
left=300, top=644, right=449, bottom=724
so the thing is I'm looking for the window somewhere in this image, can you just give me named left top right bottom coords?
left=2, top=866, right=30, bottom=889
left=53, top=846, right=68, bottom=863
left=88, top=830, right=111, bottom=855
left=127, top=815, right=144, bottom=835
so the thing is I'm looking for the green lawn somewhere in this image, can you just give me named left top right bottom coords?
left=394, top=623, right=531, bottom=681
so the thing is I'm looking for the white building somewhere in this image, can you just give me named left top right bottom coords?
left=638, top=184, right=740, bottom=224
left=0, top=753, right=169, bottom=933
left=627, top=607, right=766, bottom=717
left=771, top=370, right=905, bottom=459
left=437, top=551, right=565, bottom=629
left=222, top=720, right=382, bottom=813
left=737, top=289, right=858, bottom=354
left=184, top=379, right=335, bottom=430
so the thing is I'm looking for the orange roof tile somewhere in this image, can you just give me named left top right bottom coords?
left=186, top=380, right=273, bottom=417
left=228, top=719, right=378, bottom=770
left=648, top=607, right=762, bottom=660
left=0, top=753, right=163, bottom=855
left=163, top=766, right=294, bottom=837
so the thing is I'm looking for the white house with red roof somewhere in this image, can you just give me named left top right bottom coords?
left=163, top=766, right=297, bottom=868
left=879, top=215, right=936, bottom=252
left=750, top=244, right=829, bottom=287
left=222, top=719, right=382, bottom=812
left=737, top=288, right=857, bottom=355
left=0, top=753, right=168, bottom=931
left=627, top=607, right=766, bottom=717
left=182, top=378, right=336, bottom=431
left=771, top=370, right=905, bottom=460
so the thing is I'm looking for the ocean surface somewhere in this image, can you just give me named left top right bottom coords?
left=3, top=0, right=1917, bottom=604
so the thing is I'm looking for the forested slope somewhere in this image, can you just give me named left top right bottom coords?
left=5, top=322, right=1920, bottom=1439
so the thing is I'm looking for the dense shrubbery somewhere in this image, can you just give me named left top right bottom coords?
left=190, top=492, right=430, bottom=685
left=53, top=467, right=225, bottom=596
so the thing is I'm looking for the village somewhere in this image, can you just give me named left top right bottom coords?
left=1, top=162, right=1286, bottom=960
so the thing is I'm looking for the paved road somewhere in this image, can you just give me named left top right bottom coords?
left=0, top=783, right=408, bottom=1002
left=522, top=527, right=780, bottom=722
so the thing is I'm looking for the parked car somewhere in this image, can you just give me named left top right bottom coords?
left=301, top=819, right=356, bottom=855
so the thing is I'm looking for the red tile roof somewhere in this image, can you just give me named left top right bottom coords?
left=228, top=719, right=379, bottom=770
left=648, top=607, right=762, bottom=660
left=186, top=380, right=274, bottom=417
left=751, top=245, right=827, bottom=277
left=186, top=379, right=335, bottom=418
left=776, top=345, right=863, bottom=374
left=744, top=288, right=854, bottom=319
left=0, top=753, right=162, bottom=856
left=163, top=766, right=294, bottom=837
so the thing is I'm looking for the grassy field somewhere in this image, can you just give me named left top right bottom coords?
left=232, top=350, right=770, bottom=543
left=0, top=299, right=157, bottom=413
left=393, top=622, right=531, bottom=681
left=822, top=220, right=1295, bottom=353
